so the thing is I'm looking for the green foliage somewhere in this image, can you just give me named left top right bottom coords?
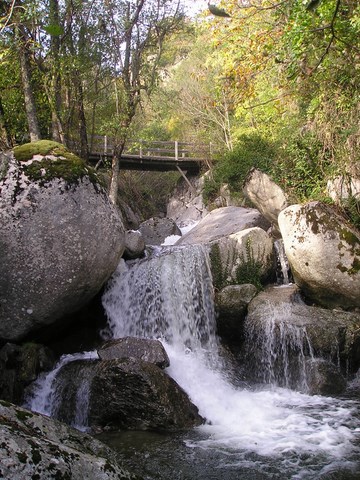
left=209, top=243, right=234, bottom=290
left=13, top=140, right=74, bottom=162
left=234, top=239, right=263, bottom=291
left=343, top=196, right=360, bottom=231
left=13, top=140, right=99, bottom=185
left=203, top=133, right=276, bottom=203
left=271, top=132, right=332, bottom=201
left=209, top=240, right=264, bottom=291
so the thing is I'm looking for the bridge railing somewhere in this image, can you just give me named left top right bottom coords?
left=89, top=135, right=211, bottom=161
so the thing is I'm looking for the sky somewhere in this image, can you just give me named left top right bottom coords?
left=181, top=0, right=207, bottom=18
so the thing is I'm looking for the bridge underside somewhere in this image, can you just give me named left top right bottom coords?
left=88, top=154, right=202, bottom=174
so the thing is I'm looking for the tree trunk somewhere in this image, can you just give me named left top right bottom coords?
left=18, top=39, right=41, bottom=142
left=0, top=97, right=12, bottom=149
left=49, top=0, right=64, bottom=144
left=109, top=155, right=120, bottom=205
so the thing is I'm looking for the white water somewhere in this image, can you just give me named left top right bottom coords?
left=102, top=244, right=360, bottom=478
left=24, top=350, right=98, bottom=430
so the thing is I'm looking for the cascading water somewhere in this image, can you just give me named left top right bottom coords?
left=101, top=244, right=360, bottom=479
left=24, top=350, right=98, bottom=431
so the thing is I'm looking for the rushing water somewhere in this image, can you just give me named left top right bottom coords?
left=24, top=350, right=98, bottom=431
left=24, top=243, right=360, bottom=478
left=100, top=245, right=360, bottom=480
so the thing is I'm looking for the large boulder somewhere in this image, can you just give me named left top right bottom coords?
left=138, top=216, right=181, bottom=245
left=123, top=230, right=145, bottom=259
left=243, top=168, right=288, bottom=230
left=210, top=227, right=274, bottom=288
left=98, top=337, right=170, bottom=368
left=167, top=174, right=208, bottom=225
left=51, top=357, right=203, bottom=432
left=326, top=175, right=360, bottom=203
left=243, top=285, right=360, bottom=393
left=278, top=201, right=360, bottom=309
left=0, top=400, right=138, bottom=479
left=176, top=206, right=270, bottom=245
left=0, top=142, right=125, bottom=341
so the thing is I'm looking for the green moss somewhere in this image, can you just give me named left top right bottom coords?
left=16, top=410, right=33, bottom=422
left=13, top=140, right=100, bottom=186
left=350, top=257, right=360, bottom=274
left=13, top=140, right=76, bottom=163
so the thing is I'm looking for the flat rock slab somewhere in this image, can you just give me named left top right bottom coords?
left=98, top=337, right=170, bottom=368
left=176, top=206, right=270, bottom=245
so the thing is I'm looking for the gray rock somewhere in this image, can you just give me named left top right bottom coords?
left=138, top=217, right=181, bottom=245
left=176, top=206, right=270, bottom=245
left=244, top=285, right=360, bottom=389
left=211, top=227, right=274, bottom=287
left=167, top=174, right=208, bottom=225
left=123, top=230, right=145, bottom=259
left=216, top=284, right=258, bottom=341
left=0, top=400, right=139, bottom=479
left=305, top=358, right=347, bottom=395
left=89, top=358, right=203, bottom=431
left=326, top=175, right=360, bottom=203
left=243, top=168, right=288, bottom=229
left=53, top=358, right=203, bottom=432
left=278, top=201, right=360, bottom=309
left=98, top=337, right=170, bottom=368
left=0, top=150, right=125, bottom=341
left=0, top=342, right=54, bottom=404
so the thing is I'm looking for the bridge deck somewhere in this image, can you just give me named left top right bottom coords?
left=87, top=137, right=209, bottom=173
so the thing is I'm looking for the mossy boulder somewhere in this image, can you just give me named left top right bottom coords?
left=0, top=401, right=139, bottom=479
left=13, top=140, right=98, bottom=185
left=0, top=145, right=125, bottom=341
left=278, top=201, right=360, bottom=309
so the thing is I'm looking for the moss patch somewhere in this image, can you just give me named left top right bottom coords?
left=13, top=140, right=100, bottom=186
left=13, top=140, right=78, bottom=163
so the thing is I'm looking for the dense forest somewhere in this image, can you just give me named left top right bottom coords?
left=1, top=0, right=359, bottom=222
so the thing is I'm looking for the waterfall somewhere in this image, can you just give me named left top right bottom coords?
left=274, top=239, right=291, bottom=284
left=102, top=245, right=218, bottom=355
left=243, top=302, right=315, bottom=391
left=24, top=350, right=98, bottom=431
left=25, top=242, right=360, bottom=477
left=102, top=244, right=360, bottom=478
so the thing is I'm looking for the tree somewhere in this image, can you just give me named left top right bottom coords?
left=101, top=0, right=185, bottom=204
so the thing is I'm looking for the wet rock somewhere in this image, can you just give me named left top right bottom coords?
left=305, top=358, right=347, bottom=395
left=216, top=284, right=257, bottom=341
left=53, top=358, right=203, bottom=432
left=245, top=285, right=360, bottom=385
left=89, top=358, right=203, bottom=431
left=98, top=337, right=170, bottom=368
left=0, top=146, right=125, bottom=342
left=0, top=400, right=140, bottom=479
left=123, top=230, right=145, bottom=259
left=278, top=201, right=360, bottom=309
left=0, top=342, right=55, bottom=404
left=138, top=217, right=181, bottom=245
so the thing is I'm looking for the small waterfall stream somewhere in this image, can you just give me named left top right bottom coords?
left=26, top=243, right=360, bottom=478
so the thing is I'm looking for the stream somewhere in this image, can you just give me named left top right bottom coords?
left=26, top=243, right=360, bottom=479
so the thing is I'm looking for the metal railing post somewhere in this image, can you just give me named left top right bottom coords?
left=175, top=140, right=179, bottom=161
